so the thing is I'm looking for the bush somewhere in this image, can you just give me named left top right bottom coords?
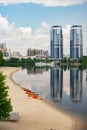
left=0, top=72, right=12, bottom=120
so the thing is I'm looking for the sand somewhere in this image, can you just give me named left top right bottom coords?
left=0, top=67, right=85, bottom=130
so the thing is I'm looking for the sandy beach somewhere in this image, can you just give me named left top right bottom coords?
left=0, top=67, right=85, bottom=130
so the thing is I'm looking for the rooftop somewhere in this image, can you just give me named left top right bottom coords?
left=51, top=25, right=62, bottom=28
left=71, top=25, right=82, bottom=28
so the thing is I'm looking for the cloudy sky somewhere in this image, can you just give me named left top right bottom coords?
left=0, top=0, right=87, bottom=56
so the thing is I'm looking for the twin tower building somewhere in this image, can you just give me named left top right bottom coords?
left=50, top=25, right=83, bottom=60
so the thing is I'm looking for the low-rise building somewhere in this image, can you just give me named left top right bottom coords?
left=27, top=48, right=49, bottom=58
left=27, top=48, right=43, bottom=57
left=0, top=43, right=11, bottom=59
left=12, top=51, right=21, bottom=58
left=0, top=43, right=7, bottom=51
left=3, top=50, right=11, bottom=59
left=42, top=50, right=49, bottom=56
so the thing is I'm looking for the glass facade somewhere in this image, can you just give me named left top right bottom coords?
left=70, top=25, right=83, bottom=60
left=50, top=26, right=63, bottom=60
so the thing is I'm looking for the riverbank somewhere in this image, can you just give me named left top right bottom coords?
left=0, top=67, right=86, bottom=130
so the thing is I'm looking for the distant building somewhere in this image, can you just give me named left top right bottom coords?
left=70, top=25, right=83, bottom=60
left=3, top=50, right=11, bottom=59
left=27, top=48, right=49, bottom=59
left=27, top=48, right=43, bottom=57
left=50, top=25, right=63, bottom=60
left=12, top=51, right=21, bottom=58
left=0, top=43, right=7, bottom=51
left=42, top=50, right=49, bottom=56
left=0, top=43, right=11, bottom=59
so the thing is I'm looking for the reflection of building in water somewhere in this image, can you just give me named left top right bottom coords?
left=27, top=67, right=46, bottom=75
left=70, top=68, right=83, bottom=102
left=50, top=67, right=63, bottom=101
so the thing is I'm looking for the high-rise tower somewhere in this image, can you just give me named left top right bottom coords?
left=50, top=26, right=63, bottom=60
left=70, top=25, right=83, bottom=60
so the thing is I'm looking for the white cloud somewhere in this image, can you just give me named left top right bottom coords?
left=34, top=21, right=50, bottom=50
left=63, top=25, right=71, bottom=56
left=0, top=14, right=87, bottom=56
left=0, top=14, right=50, bottom=56
left=0, top=0, right=87, bottom=6
left=35, top=21, right=49, bottom=34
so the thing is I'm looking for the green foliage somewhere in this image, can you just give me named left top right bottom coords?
left=4, top=58, right=21, bottom=66
left=78, top=56, right=87, bottom=64
left=33, top=58, right=52, bottom=63
left=3, top=56, right=87, bottom=70
left=57, top=56, right=87, bottom=70
left=0, top=51, right=4, bottom=66
left=0, top=72, right=12, bottom=120
left=4, top=57, right=35, bottom=67
left=60, top=57, right=67, bottom=63
left=78, top=56, right=87, bottom=70
left=4, top=57, right=52, bottom=67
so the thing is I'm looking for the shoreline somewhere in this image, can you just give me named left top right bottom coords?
left=10, top=68, right=83, bottom=119
left=11, top=67, right=86, bottom=123
left=0, top=67, right=86, bottom=130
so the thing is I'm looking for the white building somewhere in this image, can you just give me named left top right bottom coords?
left=0, top=43, right=7, bottom=51
left=0, top=43, right=11, bottom=59
left=12, top=51, right=21, bottom=58
left=3, top=50, right=11, bottom=59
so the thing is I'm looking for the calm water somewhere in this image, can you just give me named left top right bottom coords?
left=12, top=66, right=87, bottom=120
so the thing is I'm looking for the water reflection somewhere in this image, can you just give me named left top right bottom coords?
left=50, top=66, right=83, bottom=102
left=13, top=66, right=87, bottom=119
left=50, top=67, right=63, bottom=102
left=26, top=67, right=49, bottom=74
left=27, top=67, right=43, bottom=74
left=70, top=67, right=83, bottom=102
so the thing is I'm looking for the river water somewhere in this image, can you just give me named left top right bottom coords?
left=12, top=66, right=87, bottom=120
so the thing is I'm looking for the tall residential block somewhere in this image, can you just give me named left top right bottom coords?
left=70, top=25, right=83, bottom=60
left=50, top=26, right=63, bottom=60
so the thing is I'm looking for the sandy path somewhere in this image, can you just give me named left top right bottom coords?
left=0, top=67, right=84, bottom=130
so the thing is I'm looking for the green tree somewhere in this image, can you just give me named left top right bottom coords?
left=0, top=72, right=12, bottom=120
left=0, top=50, right=4, bottom=66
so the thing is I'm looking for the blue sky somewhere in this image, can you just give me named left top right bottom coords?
left=0, top=0, right=87, bottom=56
